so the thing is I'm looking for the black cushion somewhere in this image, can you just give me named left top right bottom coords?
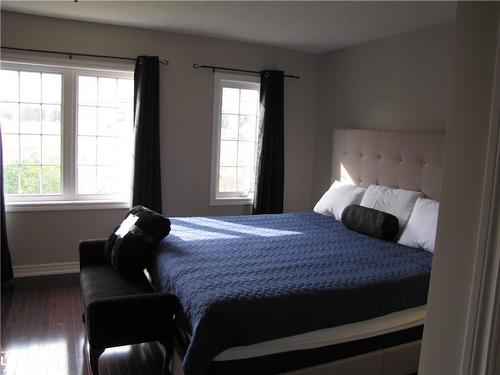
left=104, top=206, right=171, bottom=276
left=103, top=225, right=120, bottom=263
left=79, top=263, right=179, bottom=350
left=80, top=264, right=154, bottom=306
left=341, top=204, right=399, bottom=241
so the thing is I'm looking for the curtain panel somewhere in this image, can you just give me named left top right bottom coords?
left=253, top=70, right=285, bottom=214
left=132, top=56, right=163, bottom=213
left=1, top=128, right=14, bottom=285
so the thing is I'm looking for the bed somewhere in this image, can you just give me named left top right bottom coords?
left=148, top=129, right=445, bottom=375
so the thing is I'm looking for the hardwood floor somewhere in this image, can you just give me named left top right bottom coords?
left=1, top=274, right=165, bottom=375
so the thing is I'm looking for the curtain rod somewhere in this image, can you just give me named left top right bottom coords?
left=1, top=46, right=169, bottom=65
left=193, top=63, right=300, bottom=79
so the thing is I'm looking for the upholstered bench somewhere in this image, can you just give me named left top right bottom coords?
left=79, top=239, right=179, bottom=375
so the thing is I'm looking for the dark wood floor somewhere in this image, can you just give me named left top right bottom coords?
left=1, top=274, right=165, bottom=375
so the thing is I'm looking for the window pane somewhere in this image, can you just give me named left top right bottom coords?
left=20, top=135, right=41, bottom=164
left=78, top=136, right=97, bottom=165
left=20, top=71, right=41, bottom=103
left=219, top=167, right=237, bottom=192
left=41, top=73, right=62, bottom=104
left=97, top=137, right=116, bottom=165
left=41, top=165, right=61, bottom=194
left=221, top=115, right=238, bottom=140
left=0, top=70, right=19, bottom=102
left=115, top=166, right=131, bottom=194
left=238, top=115, right=257, bottom=141
left=97, top=107, right=116, bottom=136
left=237, top=141, right=255, bottom=166
left=78, top=166, right=96, bottom=194
left=2, top=67, right=63, bottom=199
left=222, top=87, right=239, bottom=114
left=98, top=77, right=117, bottom=104
left=42, top=135, right=61, bottom=164
left=240, top=89, right=259, bottom=115
left=237, top=167, right=254, bottom=193
left=78, top=106, right=97, bottom=135
left=76, top=73, right=134, bottom=197
left=20, top=104, right=41, bottom=134
left=4, top=165, right=19, bottom=194
left=20, top=165, right=41, bottom=194
left=97, top=166, right=116, bottom=193
left=0, top=102, right=19, bottom=133
left=216, top=81, right=259, bottom=196
left=219, top=140, right=237, bottom=166
left=117, top=79, right=133, bottom=103
left=3, top=134, right=19, bottom=164
left=116, top=104, right=133, bottom=130
left=79, top=76, right=97, bottom=105
left=41, top=104, right=61, bottom=135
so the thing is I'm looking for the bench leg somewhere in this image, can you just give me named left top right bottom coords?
left=89, top=346, right=104, bottom=375
left=160, top=340, right=172, bottom=375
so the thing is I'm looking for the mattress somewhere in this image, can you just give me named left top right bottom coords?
left=148, top=212, right=433, bottom=375
left=214, top=305, right=426, bottom=361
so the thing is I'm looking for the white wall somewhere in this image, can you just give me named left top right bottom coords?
left=1, top=11, right=320, bottom=267
left=419, top=3, right=500, bottom=373
left=312, top=24, right=455, bottom=200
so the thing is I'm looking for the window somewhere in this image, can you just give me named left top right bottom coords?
left=0, top=62, right=134, bottom=210
left=210, top=73, right=260, bottom=205
left=1, top=70, right=62, bottom=196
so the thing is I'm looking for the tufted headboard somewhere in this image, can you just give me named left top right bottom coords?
left=332, top=129, right=445, bottom=200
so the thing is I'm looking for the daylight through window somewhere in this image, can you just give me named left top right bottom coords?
left=211, top=73, right=260, bottom=205
left=0, top=63, right=134, bottom=205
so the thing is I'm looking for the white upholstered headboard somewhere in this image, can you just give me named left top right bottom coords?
left=332, top=129, right=445, bottom=200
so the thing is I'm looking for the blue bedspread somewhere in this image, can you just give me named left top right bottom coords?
left=148, top=212, right=433, bottom=375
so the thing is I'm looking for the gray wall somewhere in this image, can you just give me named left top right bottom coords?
left=1, top=11, right=320, bottom=267
left=312, top=24, right=455, bottom=200
left=419, top=3, right=500, bottom=372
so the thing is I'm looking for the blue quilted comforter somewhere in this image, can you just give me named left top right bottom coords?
left=148, top=212, right=433, bottom=375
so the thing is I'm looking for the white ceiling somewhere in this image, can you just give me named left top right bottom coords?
left=1, top=1, right=456, bottom=53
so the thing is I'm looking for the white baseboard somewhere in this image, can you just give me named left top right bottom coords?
left=13, top=261, right=80, bottom=278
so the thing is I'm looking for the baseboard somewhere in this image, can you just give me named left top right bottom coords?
left=13, top=261, right=80, bottom=278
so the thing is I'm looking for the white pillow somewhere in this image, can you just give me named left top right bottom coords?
left=360, top=184, right=422, bottom=231
left=314, top=181, right=366, bottom=220
left=398, top=198, right=439, bottom=252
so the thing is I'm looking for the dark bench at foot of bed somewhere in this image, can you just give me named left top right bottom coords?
left=79, top=239, right=179, bottom=375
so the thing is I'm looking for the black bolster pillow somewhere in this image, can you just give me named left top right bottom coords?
left=341, top=205, right=399, bottom=241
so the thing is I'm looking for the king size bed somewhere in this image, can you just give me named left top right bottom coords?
left=147, top=129, right=445, bottom=375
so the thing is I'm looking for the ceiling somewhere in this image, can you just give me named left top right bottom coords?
left=1, top=1, right=456, bottom=53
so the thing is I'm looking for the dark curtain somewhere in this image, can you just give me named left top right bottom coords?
left=1, top=128, right=14, bottom=285
left=253, top=70, right=285, bottom=214
left=132, top=56, right=162, bottom=213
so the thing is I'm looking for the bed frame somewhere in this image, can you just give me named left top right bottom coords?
left=171, top=129, right=445, bottom=375
left=170, top=334, right=422, bottom=375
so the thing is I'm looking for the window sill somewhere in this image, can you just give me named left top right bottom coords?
left=5, top=200, right=130, bottom=212
left=210, top=197, right=254, bottom=206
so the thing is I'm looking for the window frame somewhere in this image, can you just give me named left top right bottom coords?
left=1, top=60, right=134, bottom=211
left=210, top=72, right=260, bottom=206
